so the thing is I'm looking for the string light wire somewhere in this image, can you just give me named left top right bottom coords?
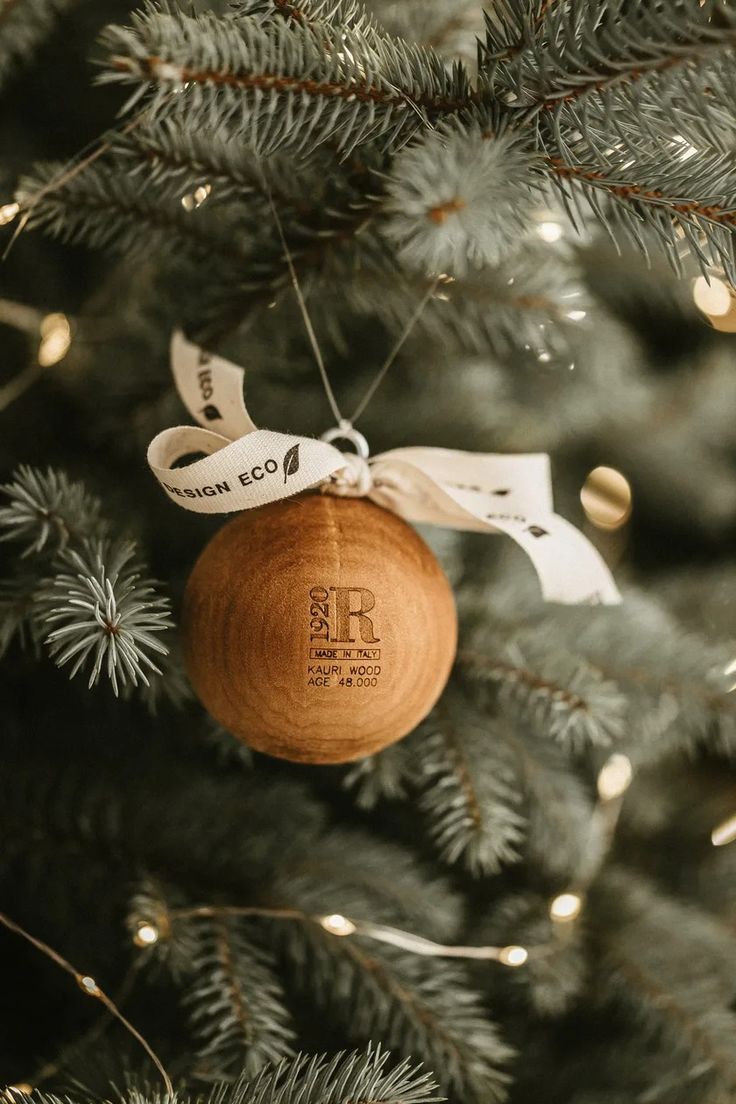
left=0, top=911, right=172, bottom=1096
left=165, top=905, right=531, bottom=966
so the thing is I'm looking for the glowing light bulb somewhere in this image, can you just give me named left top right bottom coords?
left=78, top=974, right=101, bottom=996
left=693, top=275, right=732, bottom=318
left=321, top=913, right=356, bottom=936
left=536, top=220, right=563, bottom=243
left=0, top=202, right=19, bottom=227
left=133, top=922, right=160, bottom=947
left=711, top=812, right=736, bottom=847
left=38, top=313, right=71, bottom=368
left=597, top=753, right=633, bottom=801
left=549, top=893, right=582, bottom=922
left=499, top=945, right=528, bottom=967
left=580, top=466, right=632, bottom=531
left=181, top=182, right=212, bottom=211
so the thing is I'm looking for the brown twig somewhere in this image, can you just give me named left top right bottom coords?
left=546, top=155, right=736, bottom=228
left=113, top=56, right=470, bottom=115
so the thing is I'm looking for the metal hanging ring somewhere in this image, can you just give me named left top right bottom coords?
left=320, top=420, right=370, bottom=459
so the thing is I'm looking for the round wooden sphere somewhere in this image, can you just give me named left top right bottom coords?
left=182, top=493, right=457, bottom=764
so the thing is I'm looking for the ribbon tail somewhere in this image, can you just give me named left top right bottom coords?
left=171, top=330, right=258, bottom=439
left=368, top=453, right=621, bottom=606
left=487, top=513, right=621, bottom=605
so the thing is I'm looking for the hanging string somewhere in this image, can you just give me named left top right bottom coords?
left=261, top=172, right=438, bottom=433
left=0, top=910, right=173, bottom=1096
left=348, top=275, right=440, bottom=424
left=264, top=188, right=344, bottom=428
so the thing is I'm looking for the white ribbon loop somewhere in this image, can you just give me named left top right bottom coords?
left=147, top=332, right=621, bottom=606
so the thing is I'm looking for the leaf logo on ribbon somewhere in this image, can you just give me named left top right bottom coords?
left=283, top=443, right=300, bottom=483
left=200, top=404, right=222, bottom=421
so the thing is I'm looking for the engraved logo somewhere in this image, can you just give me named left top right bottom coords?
left=283, top=443, right=300, bottom=483
left=309, top=585, right=380, bottom=644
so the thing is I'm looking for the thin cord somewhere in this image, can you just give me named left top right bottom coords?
left=167, top=905, right=530, bottom=964
left=0, top=910, right=173, bottom=1096
left=261, top=172, right=438, bottom=433
left=2, top=116, right=143, bottom=262
left=348, top=275, right=440, bottom=424
left=263, top=186, right=344, bottom=427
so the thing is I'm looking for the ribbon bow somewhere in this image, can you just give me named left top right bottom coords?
left=147, top=332, right=621, bottom=606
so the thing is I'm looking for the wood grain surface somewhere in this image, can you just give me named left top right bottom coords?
left=183, top=493, right=457, bottom=763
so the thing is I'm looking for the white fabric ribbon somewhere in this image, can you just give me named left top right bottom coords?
left=147, top=332, right=621, bottom=606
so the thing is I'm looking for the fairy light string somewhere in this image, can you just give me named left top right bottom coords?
left=122, top=752, right=637, bottom=975
left=12, top=753, right=729, bottom=1096
left=0, top=911, right=172, bottom=1096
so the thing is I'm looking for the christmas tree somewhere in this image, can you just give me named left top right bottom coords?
left=2, top=2, right=736, bottom=1102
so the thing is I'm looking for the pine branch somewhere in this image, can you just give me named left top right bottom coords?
left=17, top=159, right=249, bottom=264
left=111, top=120, right=300, bottom=208
left=0, top=465, right=104, bottom=556
left=230, top=0, right=381, bottom=39
left=593, top=869, right=736, bottom=1099
left=542, top=143, right=736, bottom=282
left=267, top=833, right=509, bottom=1103
left=280, top=922, right=512, bottom=1103
left=483, top=1, right=561, bottom=64
left=484, top=1, right=736, bottom=117
left=98, top=7, right=472, bottom=158
left=0, top=574, right=43, bottom=657
left=38, top=538, right=172, bottom=696
left=184, top=915, right=295, bottom=1080
left=515, top=596, right=736, bottom=759
left=382, top=117, right=543, bottom=276
left=469, top=890, right=587, bottom=1017
left=0, top=0, right=78, bottom=90
left=516, top=736, right=598, bottom=883
left=459, top=646, right=626, bottom=750
left=411, top=701, right=526, bottom=876
left=298, top=234, right=584, bottom=364
left=212, top=1046, right=443, bottom=1104
left=343, top=741, right=412, bottom=810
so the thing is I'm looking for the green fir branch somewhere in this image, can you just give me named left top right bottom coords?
left=16, top=159, right=250, bottom=263
left=0, top=467, right=175, bottom=698
left=0, top=0, right=79, bottom=90
left=459, top=646, right=626, bottom=749
left=343, top=741, right=412, bottom=809
left=382, top=117, right=543, bottom=276
left=411, top=702, right=526, bottom=876
left=280, top=921, right=512, bottom=1104
left=38, top=538, right=172, bottom=696
left=230, top=0, right=381, bottom=39
left=206, top=1046, right=443, bottom=1104
left=268, top=832, right=509, bottom=1102
left=98, top=6, right=472, bottom=157
left=185, top=915, right=295, bottom=1080
left=0, top=464, right=104, bottom=555
left=593, top=869, right=736, bottom=1100
left=485, top=1, right=736, bottom=118
left=111, top=121, right=303, bottom=209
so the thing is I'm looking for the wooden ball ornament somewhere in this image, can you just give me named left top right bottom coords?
left=182, top=493, right=457, bottom=764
